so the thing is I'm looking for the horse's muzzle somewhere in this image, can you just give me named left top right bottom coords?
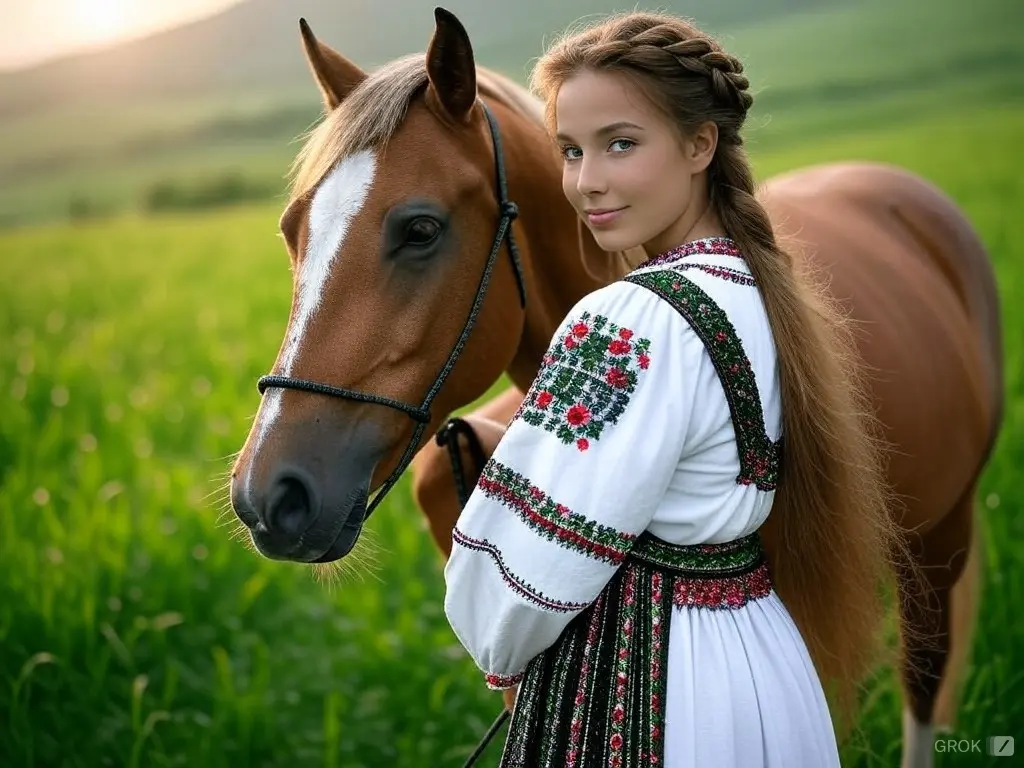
left=230, top=420, right=382, bottom=562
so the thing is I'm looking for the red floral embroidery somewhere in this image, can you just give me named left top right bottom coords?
left=517, top=309, right=652, bottom=451
left=676, top=262, right=756, bottom=286
left=566, top=404, right=590, bottom=426
left=476, top=461, right=637, bottom=564
left=672, top=562, right=772, bottom=608
left=605, top=367, right=628, bottom=388
left=485, top=671, right=524, bottom=690
left=636, top=236, right=742, bottom=270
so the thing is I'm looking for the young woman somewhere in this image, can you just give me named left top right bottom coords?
left=443, top=11, right=902, bottom=766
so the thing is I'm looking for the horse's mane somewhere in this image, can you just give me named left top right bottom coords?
left=288, top=53, right=544, bottom=203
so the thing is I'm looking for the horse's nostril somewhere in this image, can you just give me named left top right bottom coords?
left=266, top=474, right=314, bottom=538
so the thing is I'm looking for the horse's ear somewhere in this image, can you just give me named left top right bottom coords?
left=299, top=18, right=365, bottom=111
left=425, top=7, right=478, bottom=123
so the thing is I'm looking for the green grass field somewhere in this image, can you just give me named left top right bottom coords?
left=2, top=98, right=1022, bottom=766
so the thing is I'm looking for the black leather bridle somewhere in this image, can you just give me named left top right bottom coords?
left=256, top=101, right=527, bottom=522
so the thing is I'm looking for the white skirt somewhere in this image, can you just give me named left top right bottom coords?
left=664, top=590, right=841, bottom=767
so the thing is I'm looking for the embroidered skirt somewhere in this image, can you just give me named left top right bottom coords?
left=498, top=531, right=774, bottom=767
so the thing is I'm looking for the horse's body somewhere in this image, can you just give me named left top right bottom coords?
left=229, top=11, right=1002, bottom=768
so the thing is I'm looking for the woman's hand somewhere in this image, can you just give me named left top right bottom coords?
left=502, top=684, right=518, bottom=713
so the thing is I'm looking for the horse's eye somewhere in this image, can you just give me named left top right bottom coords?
left=406, top=217, right=440, bottom=246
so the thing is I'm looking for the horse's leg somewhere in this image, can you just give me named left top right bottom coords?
left=932, top=500, right=984, bottom=731
left=411, top=386, right=524, bottom=558
left=898, top=483, right=978, bottom=768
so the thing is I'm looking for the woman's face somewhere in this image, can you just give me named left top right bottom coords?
left=554, top=69, right=716, bottom=255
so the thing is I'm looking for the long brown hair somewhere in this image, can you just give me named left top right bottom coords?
left=530, top=12, right=912, bottom=725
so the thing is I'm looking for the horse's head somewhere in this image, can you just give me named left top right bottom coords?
left=230, top=9, right=532, bottom=563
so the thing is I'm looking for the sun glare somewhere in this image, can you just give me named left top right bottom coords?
left=73, top=0, right=130, bottom=43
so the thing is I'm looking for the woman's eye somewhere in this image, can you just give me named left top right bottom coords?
left=406, top=217, right=440, bottom=245
left=561, top=145, right=583, bottom=161
left=610, top=139, right=635, bottom=152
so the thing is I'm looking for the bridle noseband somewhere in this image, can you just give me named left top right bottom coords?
left=256, top=101, right=527, bottom=522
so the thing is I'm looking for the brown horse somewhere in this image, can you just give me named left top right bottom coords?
left=228, top=9, right=1003, bottom=768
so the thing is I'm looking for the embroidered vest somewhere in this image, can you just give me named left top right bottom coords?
left=623, top=269, right=782, bottom=490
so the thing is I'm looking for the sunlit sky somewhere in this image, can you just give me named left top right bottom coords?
left=1, top=0, right=245, bottom=70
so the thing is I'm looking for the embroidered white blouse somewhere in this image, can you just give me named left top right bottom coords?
left=442, top=248, right=783, bottom=690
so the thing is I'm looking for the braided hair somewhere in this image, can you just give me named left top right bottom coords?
left=531, top=12, right=910, bottom=729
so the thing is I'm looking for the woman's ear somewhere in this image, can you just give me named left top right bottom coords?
left=688, top=121, right=719, bottom=173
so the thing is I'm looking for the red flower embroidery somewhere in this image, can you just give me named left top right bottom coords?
left=618, top=328, right=633, bottom=340
left=608, top=339, right=631, bottom=355
left=610, top=733, right=624, bottom=750
left=566, top=404, right=590, bottom=426
left=605, top=367, right=628, bottom=389
left=571, top=322, right=589, bottom=338
left=535, top=390, right=553, bottom=409
left=638, top=353, right=650, bottom=369
left=715, top=330, right=727, bottom=342
left=564, top=335, right=578, bottom=349
left=576, top=438, right=590, bottom=452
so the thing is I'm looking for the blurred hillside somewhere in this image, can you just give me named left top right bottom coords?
left=0, top=0, right=1019, bottom=228
left=0, top=0, right=843, bottom=115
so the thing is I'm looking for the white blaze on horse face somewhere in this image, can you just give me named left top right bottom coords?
left=249, top=149, right=378, bottom=465
left=284, top=148, right=378, bottom=373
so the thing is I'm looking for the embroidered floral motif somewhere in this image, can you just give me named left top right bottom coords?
left=485, top=671, right=524, bottom=690
left=672, top=562, right=773, bottom=609
left=629, top=531, right=773, bottom=609
left=624, top=271, right=781, bottom=490
left=675, top=262, right=756, bottom=286
left=637, top=236, right=742, bottom=271
left=515, top=311, right=652, bottom=451
left=451, top=528, right=591, bottom=613
left=477, top=460, right=637, bottom=565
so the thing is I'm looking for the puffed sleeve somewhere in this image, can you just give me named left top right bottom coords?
left=443, top=280, right=704, bottom=689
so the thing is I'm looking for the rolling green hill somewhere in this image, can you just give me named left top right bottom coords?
left=0, top=0, right=844, bottom=116
left=0, top=0, right=1019, bottom=228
